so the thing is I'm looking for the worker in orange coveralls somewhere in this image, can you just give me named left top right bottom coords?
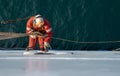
left=24, top=14, right=52, bottom=54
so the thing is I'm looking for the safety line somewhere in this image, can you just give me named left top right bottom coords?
left=0, top=16, right=30, bottom=24
left=51, top=37, right=120, bottom=44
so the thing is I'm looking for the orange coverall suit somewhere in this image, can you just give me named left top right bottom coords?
left=26, top=17, right=52, bottom=51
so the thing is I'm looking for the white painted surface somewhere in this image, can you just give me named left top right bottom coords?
left=0, top=50, right=120, bottom=76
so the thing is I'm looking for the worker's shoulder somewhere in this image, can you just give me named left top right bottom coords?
left=29, top=16, right=35, bottom=20
left=27, top=16, right=34, bottom=23
left=44, top=19, right=50, bottom=25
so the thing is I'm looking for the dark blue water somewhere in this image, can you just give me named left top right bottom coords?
left=0, top=0, right=120, bottom=50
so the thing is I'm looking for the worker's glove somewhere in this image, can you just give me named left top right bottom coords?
left=28, top=31, right=39, bottom=38
left=28, top=32, right=42, bottom=38
left=30, top=34, right=37, bottom=38
left=44, top=42, right=52, bottom=50
left=34, top=32, right=44, bottom=36
left=28, top=31, right=48, bottom=38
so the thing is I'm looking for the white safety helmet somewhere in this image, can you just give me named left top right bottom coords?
left=35, top=14, right=42, bottom=18
left=33, top=14, right=44, bottom=27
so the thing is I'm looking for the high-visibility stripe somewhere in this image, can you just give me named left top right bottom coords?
left=26, top=27, right=31, bottom=30
left=46, top=28, right=52, bottom=33
left=28, top=30, right=33, bottom=33
left=26, top=27, right=33, bottom=33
